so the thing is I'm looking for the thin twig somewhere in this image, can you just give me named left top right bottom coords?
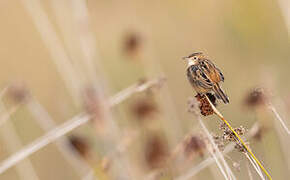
left=0, top=105, right=20, bottom=127
left=245, top=153, right=265, bottom=180
left=247, top=161, right=254, bottom=180
left=277, top=0, right=290, bottom=38
left=0, top=77, right=165, bottom=175
left=0, top=113, right=89, bottom=174
left=20, top=0, right=82, bottom=106
left=205, top=96, right=272, bottom=180
left=26, top=98, right=95, bottom=178
left=177, top=122, right=262, bottom=180
left=108, top=77, right=166, bottom=106
left=267, top=103, right=290, bottom=135
left=198, top=117, right=236, bottom=180
left=0, top=100, right=40, bottom=180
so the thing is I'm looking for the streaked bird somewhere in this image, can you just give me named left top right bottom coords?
left=183, top=52, right=229, bottom=104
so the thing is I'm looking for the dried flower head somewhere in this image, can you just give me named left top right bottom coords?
left=123, top=32, right=142, bottom=56
left=184, top=134, right=206, bottom=158
left=212, top=134, right=225, bottom=151
left=244, top=88, right=267, bottom=107
left=69, top=135, right=89, bottom=159
left=234, top=142, right=249, bottom=153
left=220, top=123, right=246, bottom=142
left=144, top=135, right=168, bottom=169
left=131, top=98, right=158, bottom=120
left=7, top=83, right=30, bottom=103
left=194, top=93, right=216, bottom=116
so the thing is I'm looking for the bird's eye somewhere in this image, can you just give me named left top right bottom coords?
left=193, top=57, right=197, bottom=60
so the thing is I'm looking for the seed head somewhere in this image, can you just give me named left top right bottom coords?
left=123, top=32, right=142, bottom=57
left=131, top=98, right=158, bottom=120
left=144, top=135, right=168, bottom=169
left=244, top=88, right=267, bottom=108
left=7, top=83, right=30, bottom=103
left=194, top=93, right=216, bottom=116
left=184, top=134, right=206, bottom=158
left=69, top=135, right=90, bottom=159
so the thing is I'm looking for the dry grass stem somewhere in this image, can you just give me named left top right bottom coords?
left=178, top=121, right=263, bottom=180
left=0, top=113, right=89, bottom=174
left=108, top=77, right=166, bottom=106
left=267, top=103, right=290, bottom=135
left=0, top=105, right=20, bottom=127
left=205, top=95, right=272, bottom=180
left=245, top=153, right=265, bottom=180
left=71, top=0, right=100, bottom=85
left=26, top=98, right=95, bottom=178
left=0, top=77, right=164, bottom=175
left=0, top=101, right=40, bottom=180
left=198, top=117, right=236, bottom=180
left=20, top=0, right=82, bottom=106
left=247, top=162, right=254, bottom=180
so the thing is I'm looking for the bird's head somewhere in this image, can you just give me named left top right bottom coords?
left=182, top=52, right=204, bottom=66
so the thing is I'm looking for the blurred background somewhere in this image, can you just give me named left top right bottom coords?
left=0, top=0, right=289, bottom=179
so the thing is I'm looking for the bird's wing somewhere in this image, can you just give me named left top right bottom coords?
left=201, top=59, right=224, bottom=82
left=195, top=67, right=213, bottom=89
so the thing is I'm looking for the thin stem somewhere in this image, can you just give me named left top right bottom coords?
left=267, top=103, right=290, bottom=135
left=0, top=113, right=89, bottom=174
left=0, top=77, right=164, bottom=175
left=198, top=117, right=236, bottom=180
left=0, top=105, right=20, bottom=127
left=205, top=96, right=272, bottom=180
left=26, top=98, right=95, bottom=178
left=0, top=101, right=40, bottom=180
left=177, top=122, right=260, bottom=180
left=245, top=153, right=265, bottom=180
left=20, top=0, right=82, bottom=106
left=247, top=161, right=254, bottom=180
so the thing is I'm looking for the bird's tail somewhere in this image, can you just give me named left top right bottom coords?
left=213, top=84, right=229, bottom=104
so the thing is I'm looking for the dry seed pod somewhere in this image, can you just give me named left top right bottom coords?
left=194, top=93, right=216, bottom=116
left=131, top=98, right=158, bottom=120
left=7, top=83, right=30, bottom=103
left=184, top=134, right=206, bottom=158
left=69, top=135, right=90, bottom=159
left=144, top=135, right=168, bottom=169
left=234, top=142, right=249, bottom=153
left=244, top=88, right=267, bottom=108
left=123, top=32, right=142, bottom=57
left=212, top=134, right=225, bottom=151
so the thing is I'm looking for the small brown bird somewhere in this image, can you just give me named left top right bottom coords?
left=183, top=52, right=229, bottom=104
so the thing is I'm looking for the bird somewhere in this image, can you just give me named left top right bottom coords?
left=183, top=52, right=229, bottom=104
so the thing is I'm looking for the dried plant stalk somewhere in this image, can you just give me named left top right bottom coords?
left=0, top=101, right=40, bottom=180
left=177, top=122, right=263, bottom=180
left=247, top=161, right=254, bottom=180
left=245, top=153, right=265, bottom=180
left=20, top=0, right=82, bottom=106
left=204, top=96, right=272, bottom=180
left=26, top=98, right=94, bottom=178
left=0, top=105, right=20, bottom=127
left=0, top=77, right=165, bottom=175
left=198, top=117, right=236, bottom=180
left=267, top=103, right=290, bottom=135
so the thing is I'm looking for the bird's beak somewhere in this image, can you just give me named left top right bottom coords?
left=182, top=56, right=188, bottom=60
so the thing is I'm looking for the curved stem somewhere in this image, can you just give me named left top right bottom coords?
left=205, top=96, right=272, bottom=180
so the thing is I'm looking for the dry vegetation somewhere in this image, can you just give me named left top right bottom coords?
left=0, top=0, right=289, bottom=180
